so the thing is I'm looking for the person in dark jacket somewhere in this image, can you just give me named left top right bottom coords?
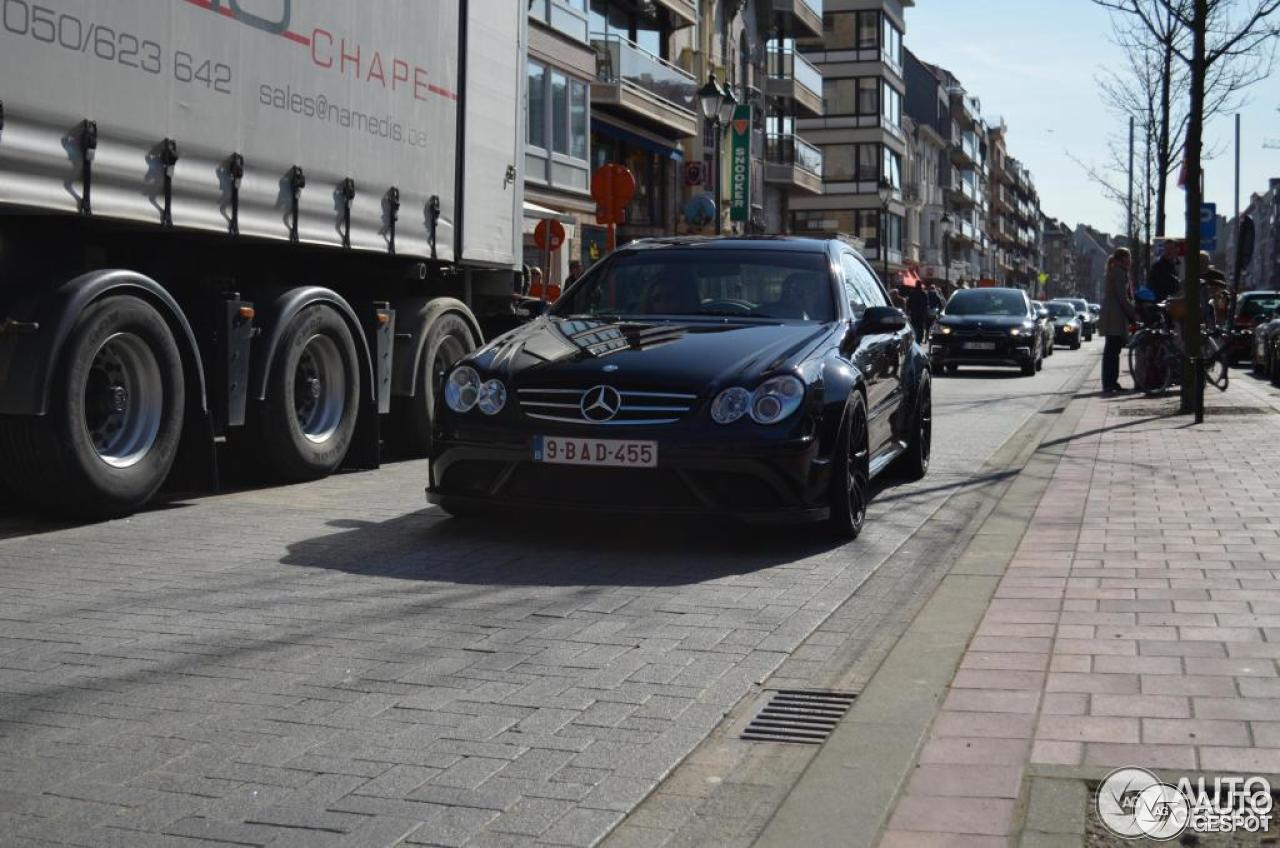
left=1099, top=248, right=1136, bottom=393
left=907, top=284, right=930, bottom=341
left=1148, top=250, right=1179, bottom=301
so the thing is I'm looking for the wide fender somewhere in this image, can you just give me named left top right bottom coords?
left=897, top=344, right=931, bottom=428
left=249, top=287, right=375, bottom=403
left=390, top=296, right=483, bottom=397
left=0, top=269, right=207, bottom=417
left=817, top=358, right=867, bottom=460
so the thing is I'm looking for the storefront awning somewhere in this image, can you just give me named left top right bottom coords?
left=522, top=201, right=575, bottom=223
left=591, top=120, right=684, bottom=161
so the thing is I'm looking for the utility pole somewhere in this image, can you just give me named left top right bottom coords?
left=1234, top=113, right=1241, bottom=280
left=1127, top=115, right=1135, bottom=283
left=1181, top=0, right=1207, bottom=422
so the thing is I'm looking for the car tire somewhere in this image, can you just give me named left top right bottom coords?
left=827, top=394, right=869, bottom=541
left=0, top=295, right=186, bottom=518
left=252, top=304, right=361, bottom=481
left=1035, top=353, right=1043, bottom=372
left=1021, top=358, right=1036, bottom=376
left=893, top=378, right=931, bottom=481
left=1071, top=339, right=1081, bottom=350
left=390, top=312, right=476, bottom=456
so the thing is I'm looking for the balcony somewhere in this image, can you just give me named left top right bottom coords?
left=591, top=34, right=698, bottom=138
left=652, top=0, right=697, bottom=28
left=947, top=172, right=978, bottom=207
left=765, top=43, right=823, bottom=117
left=949, top=125, right=979, bottom=167
left=765, top=133, right=823, bottom=194
left=771, top=0, right=823, bottom=39
left=992, top=183, right=1014, bottom=214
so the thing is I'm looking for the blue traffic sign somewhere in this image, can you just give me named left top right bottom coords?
left=1200, top=202, right=1217, bottom=252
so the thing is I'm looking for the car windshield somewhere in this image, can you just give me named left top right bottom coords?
left=1056, top=299, right=1087, bottom=311
left=1239, top=295, right=1280, bottom=319
left=553, top=248, right=835, bottom=322
left=1047, top=302, right=1077, bottom=318
left=945, top=290, right=1027, bottom=317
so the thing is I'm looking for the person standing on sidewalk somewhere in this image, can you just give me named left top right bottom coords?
left=1099, top=247, right=1135, bottom=393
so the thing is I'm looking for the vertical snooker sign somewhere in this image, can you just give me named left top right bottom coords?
left=729, top=105, right=752, bottom=223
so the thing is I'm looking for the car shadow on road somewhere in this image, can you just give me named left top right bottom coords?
left=279, top=507, right=853, bottom=588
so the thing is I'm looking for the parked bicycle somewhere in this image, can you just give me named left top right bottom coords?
left=1128, top=293, right=1230, bottom=396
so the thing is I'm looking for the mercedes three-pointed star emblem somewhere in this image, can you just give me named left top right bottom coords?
left=580, top=385, right=621, bottom=422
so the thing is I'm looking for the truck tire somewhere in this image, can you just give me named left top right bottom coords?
left=0, top=295, right=185, bottom=517
left=253, top=304, right=360, bottom=480
left=391, top=312, right=476, bottom=456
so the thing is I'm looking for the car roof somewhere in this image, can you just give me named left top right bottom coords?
left=1240, top=291, right=1279, bottom=298
left=953, top=287, right=1027, bottom=295
left=618, top=236, right=833, bottom=254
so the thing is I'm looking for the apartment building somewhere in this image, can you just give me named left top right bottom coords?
left=901, top=113, right=951, bottom=285
left=1226, top=178, right=1280, bottom=291
left=1041, top=216, right=1078, bottom=300
left=790, top=0, right=912, bottom=280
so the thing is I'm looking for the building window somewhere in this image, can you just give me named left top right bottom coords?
left=528, top=62, right=547, bottom=149
left=589, top=0, right=670, bottom=60
left=881, top=16, right=902, bottom=66
left=881, top=81, right=902, bottom=128
left=527, top=59, right=590, bottom=190
left=822, top=77, right=879, bottom=117
left=882, top=147, right=902, bottom=189
left=856, top=11, right=879, bottom=50
left=823, top=143, right=881, bottom=182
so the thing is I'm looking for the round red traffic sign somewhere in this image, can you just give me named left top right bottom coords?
left=591, top=163, right=636, bottom=225
left=534, top=218, right=566, bottom=252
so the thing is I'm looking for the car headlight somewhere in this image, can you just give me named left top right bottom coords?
left=1064, top=324, right=1076, bottom=333
left=710, top=387, right=751, bottom=424
left=1010, top=327, right=1022, bottom=336
left=477, top=379, right=507, bottom=415
left=939, top=326, right=952, bottom=335
left=750, top=375, right=805, bottom=425
left=444, top=365, right=481, bottom=413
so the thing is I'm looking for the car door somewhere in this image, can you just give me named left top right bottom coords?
left=840, top=253, right=899, bottom=453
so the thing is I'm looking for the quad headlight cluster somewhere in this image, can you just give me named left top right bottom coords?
left=444, top=365, right=507, bottom=415
left=711, top=375, right=805, bottom=425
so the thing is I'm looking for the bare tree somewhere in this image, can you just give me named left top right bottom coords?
left=1094, top=0, right=1280, bottom=415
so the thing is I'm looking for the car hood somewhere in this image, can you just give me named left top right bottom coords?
left=470, top=316, right=835, bottom=391
left=938, top=315, right=1031, bottom=329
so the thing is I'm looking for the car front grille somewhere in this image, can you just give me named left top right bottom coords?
left=516, top=387, right=698, bottom=426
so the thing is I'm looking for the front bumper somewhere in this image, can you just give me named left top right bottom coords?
left=427, top=416, right=834, bottom=524
left=929, top=336, right=1035, bottom=368
left=1053, top=328, right=1079, bottom=344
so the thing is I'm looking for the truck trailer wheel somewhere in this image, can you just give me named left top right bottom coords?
left=391, top=312, right=476, bottom=456
left=0, top=295, right=185, bottom=517
left=254, top=305, right=360, bottom=481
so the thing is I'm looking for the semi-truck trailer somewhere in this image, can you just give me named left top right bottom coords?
left=0, top=1, right=526, bottom=516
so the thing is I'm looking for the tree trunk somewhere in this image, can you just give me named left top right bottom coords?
left=1180, top=0, right=1207, bottom=416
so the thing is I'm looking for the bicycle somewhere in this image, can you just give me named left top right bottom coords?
left=1127, top=296, right=1230, bottom=395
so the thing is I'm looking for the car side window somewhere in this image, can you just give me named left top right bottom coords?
left=840, top=254, right=868, bottom=318
left=843, top=254, right=888, bottom=311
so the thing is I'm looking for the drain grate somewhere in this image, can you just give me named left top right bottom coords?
left=740, top=689, right=856, bottom=744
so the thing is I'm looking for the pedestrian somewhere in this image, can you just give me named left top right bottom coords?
left=528, top=267, right=544, bottom=300
left=1099, top=247, right=1135, bottom=393
left=906, top=283, right=930, bottom=342
left=890, top=288, right=907, bottom=309
left=1148, top=247, right=1179, bottom=301
left=566, top=260, right=583, bottom=288
left=927, top=284, right=945, bottom=323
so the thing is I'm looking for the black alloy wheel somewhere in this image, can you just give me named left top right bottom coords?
left=828, top=395, right=869, bottom=540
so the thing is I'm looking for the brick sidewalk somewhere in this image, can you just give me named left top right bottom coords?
left=880, top=376, right=1280, bottom=846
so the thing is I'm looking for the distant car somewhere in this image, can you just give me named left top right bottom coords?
left=1044, top=301, right=1083, bottom=350
left=1231, top=291, right=1280, bottom=365
left=1053, top=298, right=1095, bottom=341
left=930, top=287, right=1044, bottom=376
left=1088, top=302, right=1101, bottom=318
left=1030, top=301, right=1055, bottom=359
left=1252, top=309, right=1280, bottom=378
left=429, top=236, right=932, bottom=540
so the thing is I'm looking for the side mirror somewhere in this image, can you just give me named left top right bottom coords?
left=1036, top=309, right=1049, bottom=320
left=521, top=298, right=549, bottom=317
left=859, top=305, right=908, bottom=334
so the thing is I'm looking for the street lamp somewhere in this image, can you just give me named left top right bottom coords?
left=878, top=177, right=894, bottom=284
left=941, top=212, right=953, bottom=290
left=698, top=73, right=737, bottom=235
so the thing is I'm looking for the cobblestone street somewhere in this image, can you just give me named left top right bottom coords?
left=0, top=351, right=1096, bottom=847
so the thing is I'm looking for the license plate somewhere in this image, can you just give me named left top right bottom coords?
left=534, top=436, right=657, bottom=468
left=964, top=342, right=997, bottom=350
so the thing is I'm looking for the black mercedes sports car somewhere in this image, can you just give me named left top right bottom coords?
left=427, top=237, right=932, bottom=539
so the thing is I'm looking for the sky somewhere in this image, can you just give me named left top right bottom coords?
left=904, top=0, right=1280, bottom=238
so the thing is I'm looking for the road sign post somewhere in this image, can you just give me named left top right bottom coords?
left=1200, top=202, right=1217, bottom=253
left=592, top=164, right=636, bottom=254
